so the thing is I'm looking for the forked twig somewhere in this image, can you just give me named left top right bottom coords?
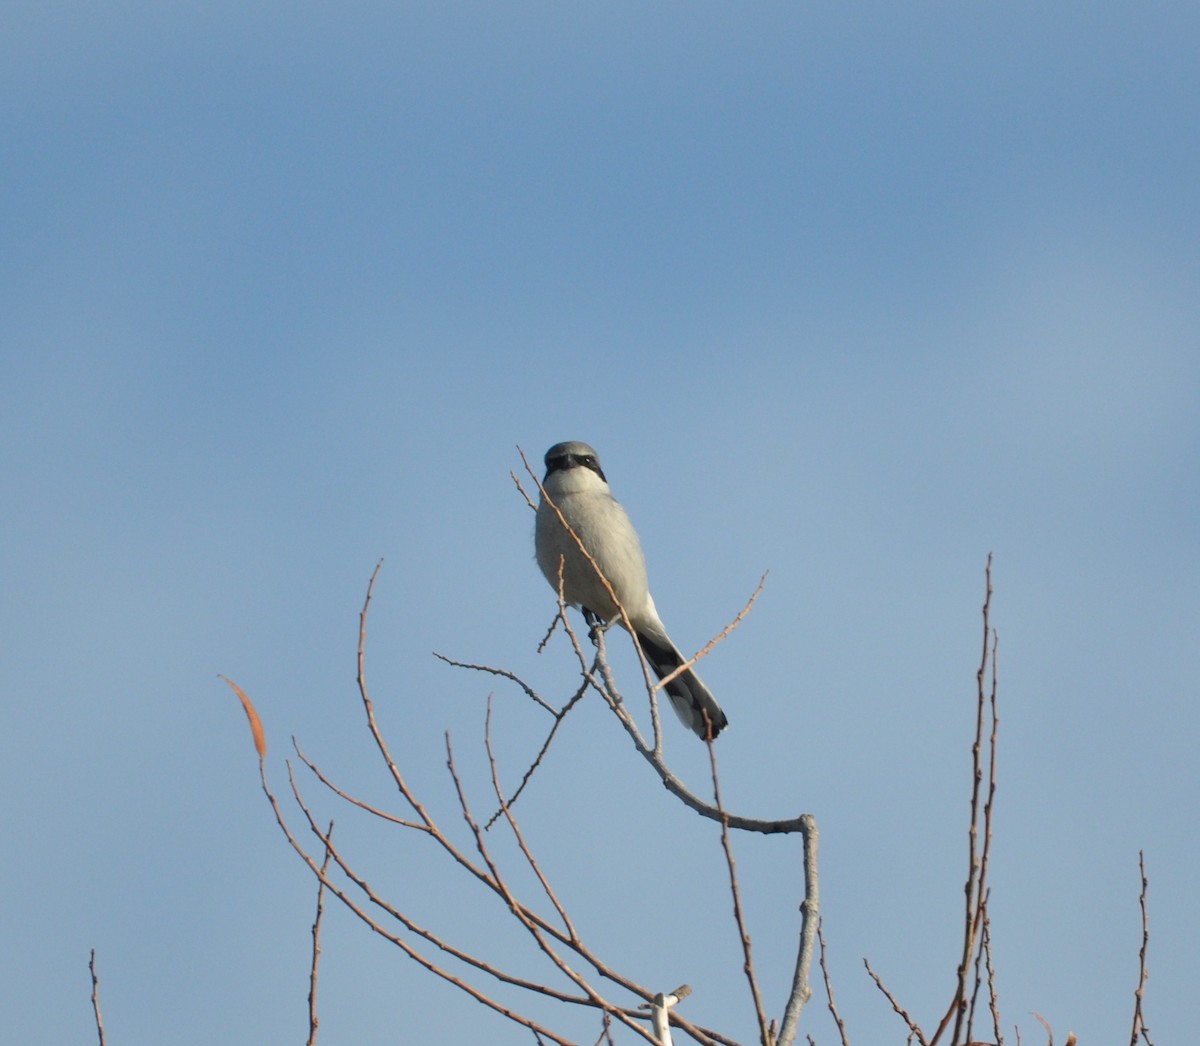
left=483, top=697, right=576, bottom=936
left=443, top=731, right=660, bottom=1043
left=271, top=756, right=583, bottom=1044
left=432, top=651, right=591, bottom=829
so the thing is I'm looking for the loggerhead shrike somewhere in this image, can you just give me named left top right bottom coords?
left=534, top=441, right=728, bottom=740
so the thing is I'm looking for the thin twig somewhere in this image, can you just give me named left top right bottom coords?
left=967, top=887, right=991, bottom=1042
left=590, top=1012, right=616, bottom=1046
left=353, top=562, right=443, bottom=836
left=1130, top=851, right=1154, bottom=1046
left=652, top=573, right=767, bottom=695
left=443, top=731, right=660, bottom=1044
left=982, top=907, right=1004, bottom=1046
left=947, top=555, right=995, bottom=1046
left=89, top=949, right=106, bottom=1046
left=707, top=739, right=769, bottom=1044
left=434, top=653, right=560, bottom=715
left=484, top=696, right=578, bottom=938
left=980, top=623, right=1002, bottom=1045
left=816, top=919, right=850, bottom=1046
left=452, top=663, right=590, bottom=829
left=307, top=820, right=334, bottom=1046
left=293, top=740, right=432, bottom=833
left=268, top=757, right=584, bottom=1044
left=863, top=958, right=928, bottom=1046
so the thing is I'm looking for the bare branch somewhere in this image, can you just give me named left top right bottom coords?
left=267, top=755, right=586, bottom=1044
left=589, top=626, right=812, bottom=836
left=652, top=573, right=767, bottom=695
left=307, top=821, right=334, bottom=1046
left=443, top=731, right=660, bottom=1044
left=293, top=740, right=432, bottom=833
left=353, top=562, right=443, bottom=834
left=707, top=738, right=770, bottom=1043
left=244, top=558, right=786, bottom=1046
left=434, top=653, right=560, bottom=716
left=455, top=659, right=592, bottom=829
left=1130, top=851, right=1154, bottom=1046
left=482, top=677, right=589, bottom=829
left=433, top=648, right=592, bottom=828
left=947, top=555, right=998, bottom=1046
left=776, top=814, right=820, bottom=1046
left=816, top=920, right=850, bottom=1046
left=89, top=949, right=107, bottom=1046
left=310, top=605, right=731, bottom=1044
left=484, top=698, right=577, bottom=937
left=982, top=905, right=1004, bottom=1046
left=589, top=1012, right=617, bottom=1046
left=864, top=958, right=928, bottom=1046
left=510, top=467, right=539, bottom=512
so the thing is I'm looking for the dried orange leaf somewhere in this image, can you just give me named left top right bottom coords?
left=220, top=675, right=266, bottom=759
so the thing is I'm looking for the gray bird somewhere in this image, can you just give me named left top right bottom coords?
left=534, top=441, right=728, bottom=740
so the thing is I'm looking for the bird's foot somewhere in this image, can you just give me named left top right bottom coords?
left=582, top=608, right=608, bottom=645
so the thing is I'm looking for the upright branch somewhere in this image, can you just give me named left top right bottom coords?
left=946, top=554, right=1000, bottom=1046
left=1129, top=851, right=1154, bottom=1046
left=775, top=814, right=820, bottom=1046
left=89, top=949, right=107, bottom=1046
left=707, top=740, right=770, bottom=1044
left=307, top=821, right=334, bottom=1046
left=443, top=730, right=660, bottom=1043
left=865, top=556, right=1001, bottom=1046
left=814, top=920, right=850, bottom=1046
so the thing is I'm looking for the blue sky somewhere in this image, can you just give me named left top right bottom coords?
left=3, top=4, right=1197, bottom=1043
